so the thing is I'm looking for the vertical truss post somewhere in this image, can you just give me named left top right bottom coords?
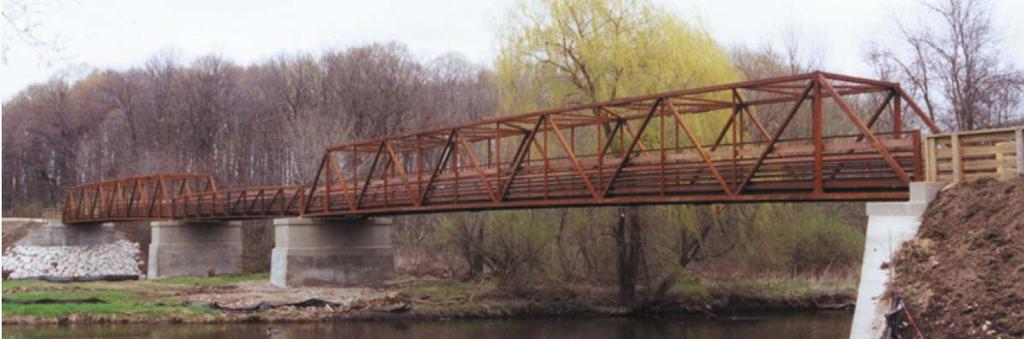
left=325, top=151, right=332, bottom=213
left=893, top=94, right=903, bottom=137
left=731, top=94, right=739, bottom=188
left=660, top=106, right=667, bottom=195
left=453, top=131, right=460, bottom=203
left=812, top=78, right=825, bottom=195
left=895, top=87, right=941, bottom=133
left=495, top=123, right=501, bottom=191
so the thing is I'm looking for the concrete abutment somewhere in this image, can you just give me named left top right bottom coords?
left=849, top=181, right=945, bottom=339
left=270, top=217, right=394, bottom=287
left=17, top=220, right=119, bottom=247
left=147, top=220, right=243, bottom=279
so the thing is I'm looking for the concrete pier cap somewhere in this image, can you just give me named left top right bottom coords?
left=147, top=220, right=243, bottom=279
left=270, top=217, right=395, bottom=288
left=849, top=181, right=946, bottom=339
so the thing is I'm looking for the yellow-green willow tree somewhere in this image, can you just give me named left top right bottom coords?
left=494, top=0, right=743, bottom=304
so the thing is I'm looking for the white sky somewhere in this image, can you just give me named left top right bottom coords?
left=2, top=0, right=1022, bottom=102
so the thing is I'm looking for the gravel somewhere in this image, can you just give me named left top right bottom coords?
left=2, top=240, right=143, bottom=279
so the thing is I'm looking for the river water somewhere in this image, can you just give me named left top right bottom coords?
left=3, top=311, right=852, bottom=338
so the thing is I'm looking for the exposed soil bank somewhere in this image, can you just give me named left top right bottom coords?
left=1, top=276, right=853, bottom=325
left=891, top=177, right=1024, bottom=338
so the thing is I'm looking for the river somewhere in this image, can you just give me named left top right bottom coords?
left=3, top=311, right=852, bottom=338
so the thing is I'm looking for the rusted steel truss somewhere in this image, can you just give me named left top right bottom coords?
left=62, top=173, right=304, bottom=223
left=62, top=72, right=941, bottom=224
left=302, top=71, right=940, bottom=218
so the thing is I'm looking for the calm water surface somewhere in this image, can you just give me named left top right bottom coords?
left=3, top=311, right=852, bottom=338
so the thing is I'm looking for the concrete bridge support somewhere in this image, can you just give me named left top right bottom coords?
left=270, top=217, right=394, bottom=287
left=849, top=182, right=945, bottom=339
left=147, top=221, right=243, bottom=279
left=18, top=220, right=119, bottom=247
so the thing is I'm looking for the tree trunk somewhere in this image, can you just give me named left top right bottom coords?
left=467, top=224, right=485, bottom=279
left=615, top=206, right=642, bottom=305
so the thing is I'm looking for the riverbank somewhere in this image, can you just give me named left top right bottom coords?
left=889, top=177, right=1023, bottom=337
left=1, top=274, right=854, bottom=324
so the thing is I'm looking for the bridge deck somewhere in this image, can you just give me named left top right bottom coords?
left=62, top=71, right=939, bottom=224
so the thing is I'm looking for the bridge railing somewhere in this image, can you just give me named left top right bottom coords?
left=924, top=125, right=1024, bottom=182
left=169, top=185, right=306, bottom=220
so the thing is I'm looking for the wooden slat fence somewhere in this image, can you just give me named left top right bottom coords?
left=925, top=125, right=1024, bottom=182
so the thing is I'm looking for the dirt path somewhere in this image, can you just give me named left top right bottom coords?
left=183, top=280, right=387, bottom=308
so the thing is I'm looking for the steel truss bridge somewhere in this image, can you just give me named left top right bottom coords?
left=63, top=71, right=941, bottom=224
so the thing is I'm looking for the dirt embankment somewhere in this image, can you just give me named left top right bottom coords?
left=2, top=219, right=45, bottom=252
left=891, top=177, right=1024, bottom=338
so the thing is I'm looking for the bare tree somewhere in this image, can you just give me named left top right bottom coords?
left=866, top=0, right=1024, bottom=130
left=1, top=0, right=69, bottom=65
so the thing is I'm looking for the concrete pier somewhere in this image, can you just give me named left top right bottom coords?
left=17, top=220, right=119, bottom=247
left=270, top=217, right=394, bottom=287
left=849, top=182, right=945, bottom=339
left=147, top=221, right=243, bottom=279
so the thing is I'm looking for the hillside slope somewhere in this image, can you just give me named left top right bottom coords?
left=892, top=177, right=1023, bottom=337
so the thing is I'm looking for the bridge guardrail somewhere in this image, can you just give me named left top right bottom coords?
left=924, top=125, right=1023, bottom=182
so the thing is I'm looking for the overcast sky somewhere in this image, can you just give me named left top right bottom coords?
left=2, top=0, right=1022, bottom=102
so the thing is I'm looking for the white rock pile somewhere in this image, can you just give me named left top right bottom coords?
left=2, top=240, right=142, bottom=279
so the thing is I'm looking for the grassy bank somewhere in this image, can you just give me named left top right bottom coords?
left=2, top=274, right=853, bottom=324
left=2, top=274, right=267, bottom=319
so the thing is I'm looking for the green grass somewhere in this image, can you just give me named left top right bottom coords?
left=714, top=278, right=856, bottom=299
left=4, top=290, right=140, bottom=303
left=2, top=289, right=210, bottom=317
left=669, top=275, right=855, bottom=303
left=2, top=279, right=54, bottom=291
left=402, top=280, right=492, bottom=300
left=146, top=273, right=268, bottom=286
left=671, top=274, right=712, bottom=301
left=3, top=301, right=208, bottom=317
left=0, top=274, right=266, bottom=319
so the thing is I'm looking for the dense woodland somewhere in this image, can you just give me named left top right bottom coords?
left=3, top=0, right=1020, bottom=303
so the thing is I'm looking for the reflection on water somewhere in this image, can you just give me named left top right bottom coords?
left=3, top=311, right=852, bottom=339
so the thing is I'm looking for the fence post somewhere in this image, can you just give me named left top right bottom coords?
left=912, top=131, right=923, bottom=181
left=925, top=136, right=937, bottom=181
left=952, top=133, right=962, bottom=182
left=1017, top=127, right=1023, bottom=175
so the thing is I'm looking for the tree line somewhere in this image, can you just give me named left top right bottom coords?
left=2, top=43, right=495, bottom=213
